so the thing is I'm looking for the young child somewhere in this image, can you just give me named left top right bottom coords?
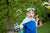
left=18, top=8, right=39, bottom=33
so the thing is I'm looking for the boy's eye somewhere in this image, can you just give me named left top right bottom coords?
left=28, top=12, right=34, bottom=14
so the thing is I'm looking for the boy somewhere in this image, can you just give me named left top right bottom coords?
left=19, top=8, right=39, bottom=33
left=13, top=8, right=39, bottom=33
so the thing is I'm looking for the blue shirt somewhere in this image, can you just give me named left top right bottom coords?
left=22, top=21, right=36, bottom=33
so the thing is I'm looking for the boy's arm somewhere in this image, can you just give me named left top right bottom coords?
left=13, top=23, right=26, bottom=32
left=36, top=17, right=39, bottom=27
left=20, top=25, right=23, bottom=29
left=20, top=23, right=26, bottom=29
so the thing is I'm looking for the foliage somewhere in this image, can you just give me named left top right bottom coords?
left=0, top=0, right=8, bottom=33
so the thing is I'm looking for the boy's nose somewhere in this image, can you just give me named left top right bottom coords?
left=30, top=14, right=32, bottom=16
left=30, top=13, right=32, bottom=15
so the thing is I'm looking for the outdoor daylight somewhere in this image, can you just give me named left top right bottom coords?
left=0, top=0, right=50, bottom=33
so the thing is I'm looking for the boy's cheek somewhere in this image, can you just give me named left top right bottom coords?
left=27, top=14, right=30, bottom=16
left=32, top=14, right=34, bottom=16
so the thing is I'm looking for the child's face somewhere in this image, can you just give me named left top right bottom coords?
left=26, top=10, right=35, bottom=19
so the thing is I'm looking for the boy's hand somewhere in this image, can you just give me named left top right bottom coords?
left=36, top=17, right=39, bottom=22
left=20, top=25, right=23, bottom=29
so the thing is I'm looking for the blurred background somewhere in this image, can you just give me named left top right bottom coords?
left=0, top=0, right=50, bottom=33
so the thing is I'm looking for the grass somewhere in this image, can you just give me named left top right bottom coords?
left=37, top=22, right=50, bottom=33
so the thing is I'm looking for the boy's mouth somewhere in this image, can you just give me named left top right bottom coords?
left=30, top=16, right=32, bottom=17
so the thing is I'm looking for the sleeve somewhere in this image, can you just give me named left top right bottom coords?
left=22, top=23, right=26, bottom=27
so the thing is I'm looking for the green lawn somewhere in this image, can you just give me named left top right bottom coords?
left=37, top=22, right=50, bottom=33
